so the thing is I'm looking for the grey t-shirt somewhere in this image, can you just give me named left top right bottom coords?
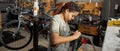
left=50, top=14, right=70, bottom=51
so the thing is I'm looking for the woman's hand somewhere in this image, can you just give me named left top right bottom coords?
left=72, top=30, right=81, bottom=39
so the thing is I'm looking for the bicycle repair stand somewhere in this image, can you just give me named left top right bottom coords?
left=29, top=17, right=47, bottom=51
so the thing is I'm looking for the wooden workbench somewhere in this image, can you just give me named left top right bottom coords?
left=78, top=23, right=98, bottom=36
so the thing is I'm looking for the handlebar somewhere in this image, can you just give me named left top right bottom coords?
left=20, top=12, right=29, bottom=14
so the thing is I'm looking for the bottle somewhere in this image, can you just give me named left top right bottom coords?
left=33, top=0, right=39, bottom=16
left=88, top=15, right=92, bottom=25
left=114, top=4, right=120, bottom=16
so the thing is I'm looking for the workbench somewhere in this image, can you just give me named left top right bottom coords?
left=102, top=25, right=120, bottom=51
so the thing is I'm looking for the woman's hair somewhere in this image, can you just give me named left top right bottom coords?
left=54, top=1, right=80, bottom=15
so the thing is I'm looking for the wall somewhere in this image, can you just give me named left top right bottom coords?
left=101, top=0, right=120, bottom=20
left=56, top=0, right=103, bottom=2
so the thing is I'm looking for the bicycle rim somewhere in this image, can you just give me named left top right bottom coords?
left=0, top=20, right=32, bottom=50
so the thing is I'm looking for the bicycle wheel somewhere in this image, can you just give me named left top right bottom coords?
left=0, top=20, right=32, bottom=50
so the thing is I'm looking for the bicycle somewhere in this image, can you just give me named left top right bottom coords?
left=0, top=0, right=55, bottom=50
left=0, top=9, right=33, bottom=50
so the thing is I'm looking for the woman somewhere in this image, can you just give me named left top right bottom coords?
left=50, top=1, right=81, bottom=51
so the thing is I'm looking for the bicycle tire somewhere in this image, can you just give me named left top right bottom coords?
left=0, top=20, right=32, bottom=50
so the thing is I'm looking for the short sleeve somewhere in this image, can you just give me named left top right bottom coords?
left=50, top=17, right=59, bottom=34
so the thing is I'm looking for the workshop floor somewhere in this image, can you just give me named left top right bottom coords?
left=0, top=34, right=102, bottom=51
left=0, top=34, right=48, bottom=51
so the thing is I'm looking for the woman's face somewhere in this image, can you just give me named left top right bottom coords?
left=64, top=11, right=79, bottom=21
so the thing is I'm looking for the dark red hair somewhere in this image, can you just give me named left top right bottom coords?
left=54, top=1, right=80, bottom=15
